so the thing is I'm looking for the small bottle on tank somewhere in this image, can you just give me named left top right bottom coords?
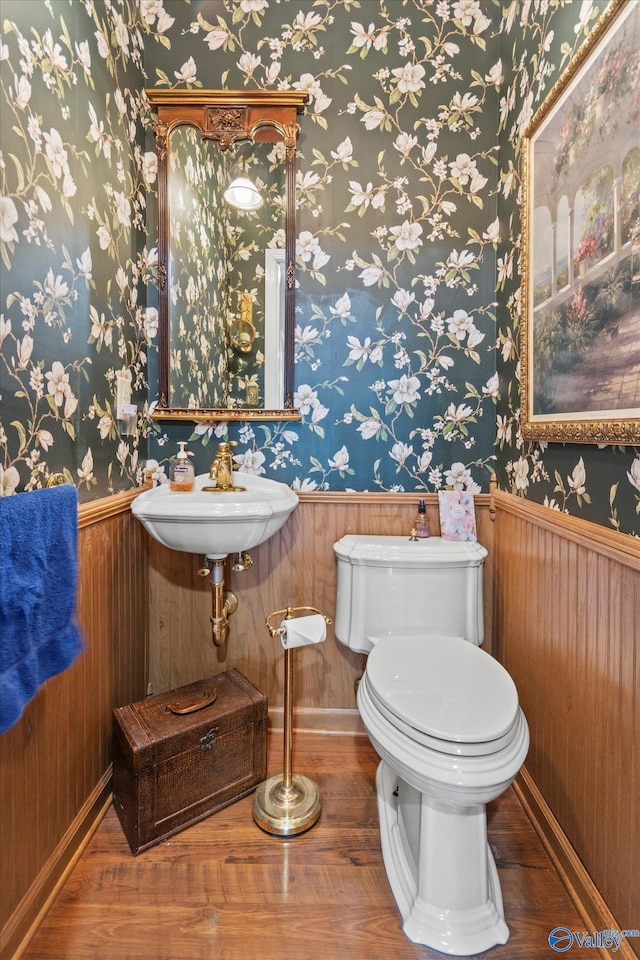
left=413, top=498, right=430, bottom=538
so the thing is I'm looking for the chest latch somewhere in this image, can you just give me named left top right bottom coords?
left=199, top=726, right=219, bottom=751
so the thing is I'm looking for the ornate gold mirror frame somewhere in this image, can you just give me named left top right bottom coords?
left=147, top=89, right=308, bottom=422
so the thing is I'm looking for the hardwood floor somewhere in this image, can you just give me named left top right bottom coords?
left=20, top=731, right=587, bottom=960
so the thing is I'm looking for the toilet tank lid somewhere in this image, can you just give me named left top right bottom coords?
left=333, top=535, right=487, bottom=567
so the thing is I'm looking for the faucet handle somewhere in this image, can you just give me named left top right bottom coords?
left=216, top=440, right=236, bottom=456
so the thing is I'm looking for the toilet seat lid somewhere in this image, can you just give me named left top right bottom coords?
left=365, top=635, right=519, bottom=746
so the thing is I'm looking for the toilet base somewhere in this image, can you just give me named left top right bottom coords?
left=377, top=761, right=509, bottom=956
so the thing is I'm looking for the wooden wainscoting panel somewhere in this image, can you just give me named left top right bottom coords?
left=492, top=491, right=639, bottom=947
left=0, top=498, right=148, bottom=960
left=514, top=768, right=638, bottom=960
left=147, top=493, right=494, bottom=715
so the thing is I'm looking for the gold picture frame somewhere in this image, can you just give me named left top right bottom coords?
left=520, top=0, right=639, bottom=444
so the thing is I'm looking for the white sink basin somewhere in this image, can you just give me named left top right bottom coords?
left=131, top=472, right=298, bottom=558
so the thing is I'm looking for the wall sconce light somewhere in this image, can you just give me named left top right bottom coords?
left=229, top=318, right=256, bottom=351
left=224, top=176, right=263, bottom=210
left=230, top=292, right=256, bottom=353
left=224, top=148, right=263, bottom=211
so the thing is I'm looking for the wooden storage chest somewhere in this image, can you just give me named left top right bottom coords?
left=113, top=669, right=267, bottom=854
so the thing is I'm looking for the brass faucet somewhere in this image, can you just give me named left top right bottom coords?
left=202, top=440, right=246, bottom=493
left=208, top=441, right=237, bottom=491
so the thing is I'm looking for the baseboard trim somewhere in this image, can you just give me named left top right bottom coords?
left=514, top=767, right=637, bottom=960
left=1, top=768, right=113, bottom=960
left=268, top=706, right=366, bottom=736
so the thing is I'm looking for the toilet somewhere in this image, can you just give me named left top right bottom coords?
left=333, top=535, right=529, bottom=956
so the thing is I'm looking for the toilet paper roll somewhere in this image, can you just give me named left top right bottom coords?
left=280, top=614, right=327, bottom=650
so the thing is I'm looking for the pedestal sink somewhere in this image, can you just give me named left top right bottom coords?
left=131, top=471, right=299, bottom=559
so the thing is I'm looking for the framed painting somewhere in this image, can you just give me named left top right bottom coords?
left=520, top=0, right=640, bottom=444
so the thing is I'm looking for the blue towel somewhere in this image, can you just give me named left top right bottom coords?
left=0, top=485, right=83, bottom=734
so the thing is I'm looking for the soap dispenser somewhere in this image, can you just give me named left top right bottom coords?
left=413, top=498, right=430, bottom=538
left=169, top=441, right=195, bottom=492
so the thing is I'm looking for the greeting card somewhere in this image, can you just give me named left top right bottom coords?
left=438, top=491, right=477, bottom=541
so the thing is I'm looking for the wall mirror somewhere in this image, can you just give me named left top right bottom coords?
left=147, top=89, right=308, bottom=422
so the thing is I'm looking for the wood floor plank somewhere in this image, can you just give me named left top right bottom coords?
left=21, top=732, right=588, bottom=960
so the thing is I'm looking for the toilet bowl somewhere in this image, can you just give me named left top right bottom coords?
left=333, top=535, right=529, bottom=956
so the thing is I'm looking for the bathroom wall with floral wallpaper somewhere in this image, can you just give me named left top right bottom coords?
left=494, top=0, right=639, bottom=535
left=1, top=0, right=638, bottom=535
left=0, top=0, right=161, bottom=499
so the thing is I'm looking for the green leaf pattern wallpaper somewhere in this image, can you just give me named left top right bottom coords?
left=1, top=0, right=158, bottom=496
left=1, top=0, right=638, bottom=535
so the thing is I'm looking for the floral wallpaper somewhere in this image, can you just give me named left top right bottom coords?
left=1, top=0, right=158, bottom=499
left=494, top=0, right=639, bottom=533
left=147, top=0, right=507, bottom=498
left=145, top=0, right=639, bottom=535
left=1, top=0, right=638, bottom=535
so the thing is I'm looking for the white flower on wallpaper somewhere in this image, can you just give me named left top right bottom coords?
left=1, top=196, right=19, bottom=244
left=234, top=449, right=266, bottom=475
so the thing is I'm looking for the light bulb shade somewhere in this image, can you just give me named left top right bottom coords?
left=224, top=176, right=263, bottom=210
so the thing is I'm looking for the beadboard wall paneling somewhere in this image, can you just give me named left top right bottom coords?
left=492, top=490, right=639, bottom=945
left=147, top=492, right=494, bottom=707
left=0, top=493, right=148, bottom=960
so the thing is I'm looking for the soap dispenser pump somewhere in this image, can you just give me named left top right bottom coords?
left=413, top=498, right=430, bottom=538
left=169, top=441, right=195, bottom=492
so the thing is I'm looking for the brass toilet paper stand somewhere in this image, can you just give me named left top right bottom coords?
left=253, top=605, right=332, bottom=836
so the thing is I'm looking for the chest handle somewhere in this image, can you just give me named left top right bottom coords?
left=166, top=690, right=217, bottom=715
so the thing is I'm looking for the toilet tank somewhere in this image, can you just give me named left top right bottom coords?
left=333, top=535, right=488, bottom=654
